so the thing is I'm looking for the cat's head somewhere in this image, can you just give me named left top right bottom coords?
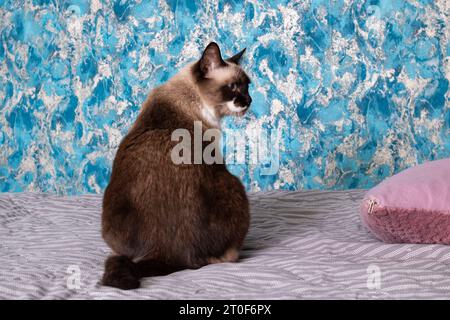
left=192, top=42, right=252, bottom=117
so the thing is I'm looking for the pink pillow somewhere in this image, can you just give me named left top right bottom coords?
left=360, top=158, right=450, bottom=244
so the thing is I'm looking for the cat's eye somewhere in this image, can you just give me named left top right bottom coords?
left=228, top=83, right=238, bottom=91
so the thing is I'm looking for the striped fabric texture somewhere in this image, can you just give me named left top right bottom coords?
left=1, top=190, right=449, bottom=299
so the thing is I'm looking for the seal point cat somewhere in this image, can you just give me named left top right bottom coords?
left=101, top=42, right=252, bottom=290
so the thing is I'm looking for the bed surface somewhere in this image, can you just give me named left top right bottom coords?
left=1, top=190, right=449, bottom=299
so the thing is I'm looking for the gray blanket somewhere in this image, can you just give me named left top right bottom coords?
left=1, top=190, right=449, bottom=299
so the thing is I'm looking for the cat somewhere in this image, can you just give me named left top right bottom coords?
left=101, top=42, right=252, bottom=290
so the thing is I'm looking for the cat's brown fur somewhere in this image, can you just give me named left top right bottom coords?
left=101, top=43, right=252, bottom=289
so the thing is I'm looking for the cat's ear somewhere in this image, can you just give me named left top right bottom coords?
left=226, top=48, right=246, bottom=65
left=199, top=42, right=226, bottom=76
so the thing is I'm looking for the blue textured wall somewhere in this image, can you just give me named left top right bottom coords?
left=0, top=0, right=449, bottom=194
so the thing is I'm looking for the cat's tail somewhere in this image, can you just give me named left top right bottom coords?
left=102, top=256, right=183, bottom=290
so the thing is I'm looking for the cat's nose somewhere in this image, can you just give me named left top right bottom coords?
left=245, top=96, right=252, bottom=107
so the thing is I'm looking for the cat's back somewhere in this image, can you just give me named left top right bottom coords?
left=112, top=86, right=195, bottom=172
left=105, top=85, right=206, bottom=207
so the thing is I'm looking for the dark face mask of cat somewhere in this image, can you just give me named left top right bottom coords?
left=221, top=77, right=252, bottom=112
left=194, top=42, right=252, bottom=116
